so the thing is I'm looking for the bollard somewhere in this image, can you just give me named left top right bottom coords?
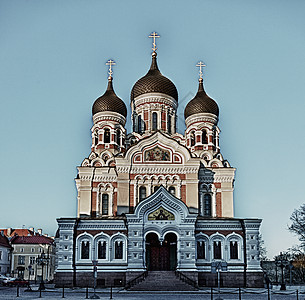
left=239, top=287, right=241, bottom=300
left=39, top=287, right=42, bottom=298
left=297, top=289, right=299, bottom=300
left=62, top=286, right=65, bottom=298
left=267, top=285, right=270, bottom=300
left=86, top=286, right=89, bottom=299
left=16, top=285, right=19, bottom=297
left=211, top=287, right=213, bottom=300
left=110, top=284, right=113, bottom=299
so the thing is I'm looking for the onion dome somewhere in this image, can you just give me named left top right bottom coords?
left=184, top=78, right=219, bottom=119
left=92, top=77, right=127, bottom=117
left=131, top=52, right=178, bottom=101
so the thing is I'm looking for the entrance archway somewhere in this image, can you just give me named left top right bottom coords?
left=145, top=232, right=177, bottom=271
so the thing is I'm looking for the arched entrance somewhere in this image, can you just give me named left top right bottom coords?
left=145, top=232, right=177, bottom=271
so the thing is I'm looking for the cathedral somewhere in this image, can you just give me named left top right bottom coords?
left=55, top=33, right=263, bottom=288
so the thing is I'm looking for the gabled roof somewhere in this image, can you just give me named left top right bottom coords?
left=0, top=228, right=35, bottom=237
left=10, top=235, right=54, bottom=245
left=0, top=234, right=11, bottom=248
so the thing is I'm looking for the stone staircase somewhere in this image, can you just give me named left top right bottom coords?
left=127, top=271, right=198, bottom=291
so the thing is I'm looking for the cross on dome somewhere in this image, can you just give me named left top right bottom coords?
left=149, top=31, right=160, bottom=53
left=196, top=61, right=206, bottom=80
left=106, top=59, right=116, bottom=79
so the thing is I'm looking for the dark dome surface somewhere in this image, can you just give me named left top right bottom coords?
left=184, top=79, right=219, bottom=119
left=131, top=53, right=178, bottom=101
left=92, top=78, right=127, bottom=117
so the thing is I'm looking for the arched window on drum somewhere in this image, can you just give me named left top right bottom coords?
left=203, top=194, right=212, bottom=217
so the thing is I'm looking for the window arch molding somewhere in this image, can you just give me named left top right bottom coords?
left=195, top=233, right=209, bottom=261
left=199, top=184, right=216, bottom=217
left=110, top=233, right=127, bottom=261
left=93, top=233, right=110, bottom=261
left=98, top=183, right=115, bottom=217
left=226, top=233, right=243, bottom=261
left=210, top=233, right=225, bottom=260
left=76, top=233, right=94, bottom=261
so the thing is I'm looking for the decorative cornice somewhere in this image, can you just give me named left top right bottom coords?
left=185, top=113, right=218, bottom=128
left=94, top=175, right=117, bottom=182
left=199, top=176, right=234, bottom=183
left=126, top=166, right=199, bottom=174
left=93, top=111, right=126, bottom=126
left=133, top=94, right=177, bottom=110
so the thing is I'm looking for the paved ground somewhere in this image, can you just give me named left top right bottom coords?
left=0, top=286, right=304, bottom=300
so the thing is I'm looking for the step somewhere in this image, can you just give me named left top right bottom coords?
left=128, top=271, right=198, bottom=291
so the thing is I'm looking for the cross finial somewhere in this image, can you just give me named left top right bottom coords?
left=196, top=61, right=206, bottom=80
left=149, top=31, right=160, bottom=52
left=106, top=59, right=116, bottom=79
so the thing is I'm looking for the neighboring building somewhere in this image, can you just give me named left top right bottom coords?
left=0, top=232, right=11, bottom=275
left=10, top=235, right=55, bottom=281
left=55, top=35, right=263, bottom=288
left=0, top=228, right=36, bottom=238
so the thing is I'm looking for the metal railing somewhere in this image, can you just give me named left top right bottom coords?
left=174, top=270, right=199, bottom=289
left=125, top=270, right=148, bottom=289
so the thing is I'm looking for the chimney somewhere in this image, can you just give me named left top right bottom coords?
left=37, top=229, right=42, bottom=236
left=29, top=227, right=34, bottom=233
left=7, top=228, right=12, bottom=236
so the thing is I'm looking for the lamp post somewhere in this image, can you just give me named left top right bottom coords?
left=90, top=260, right=99, bottom=299
left=36, top=251, right=49, bottom=290
left=276, top=252, right=287, bottom=291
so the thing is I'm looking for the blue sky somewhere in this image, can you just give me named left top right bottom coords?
left=1, top=0, right=305, bottom=258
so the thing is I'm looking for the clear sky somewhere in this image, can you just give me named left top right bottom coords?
left=1, top=0, right=305, bottom=259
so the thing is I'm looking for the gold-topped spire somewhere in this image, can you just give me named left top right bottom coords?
left=106, top=59, right=116, bottom=79
left=196, top=61, right=206, bottom=81
left=149, top=31, right=160, bottom=53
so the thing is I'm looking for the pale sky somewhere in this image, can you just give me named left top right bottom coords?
left=1, top=0, right=305, bottom=258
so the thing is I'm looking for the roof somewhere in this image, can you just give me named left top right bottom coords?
left=10, top=235, right=54, bottom=245
left=0, top=228, right=35, bottom=237
left=0, top=234, right=11, bottom=248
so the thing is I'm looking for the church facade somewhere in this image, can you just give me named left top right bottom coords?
left=55, top=35, right=263, bottom=288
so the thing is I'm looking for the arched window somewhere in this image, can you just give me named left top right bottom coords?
left=169, top=186, right=175, bottom=196
left=152, top=112, right=158, bottom=131
left=203, top=194, right=212, bottom=216
left=115, top=241, right=123, bottom=259
left=213, top=241, right=222, bottom=259
left=98, top=241, right=106, bottom=259
left=230, top=241, right=238, bottom=259
left=167, top=113, right=171, bottom=134
left=94, top=130, right=99, bottom=145
left=137, top=115, right=142, bottom=133
left=197, top=241, right=205, bottom=259
left=116, top=129, right=121, bottom=146
left=139, top=186, right=146, bottom=202
left=190, top=131, right=195, bottom=146
left=102, top=194, right=109, bottom=215
left=104, top=129, right=110, bottom=143
left=202, top=130, right=208, bottom=144
left=81, top=241, right=90, bottom=259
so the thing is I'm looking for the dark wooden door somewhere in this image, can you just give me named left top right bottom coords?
left=150, top=246, right=170, bottom=270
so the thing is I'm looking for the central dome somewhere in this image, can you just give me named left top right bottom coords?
left=131, top=53, right=178, bottom=101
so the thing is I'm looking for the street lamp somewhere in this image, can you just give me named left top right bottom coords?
left=90, top=260, right=99, bottom=299
left=276, top=252, right=287, bottom=291
left=36, top=251, right=49, bottom=290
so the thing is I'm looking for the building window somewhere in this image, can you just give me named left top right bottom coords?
left=95, top=130, right=99, bottom=145
left=30, top=256, right=35, bottom=265
left=202, top=130, right=208, bottom=144
left=102, top=194, right=109, bottom=215
left=139, top=186, right=147, bottom=202
left=98, top=241, right=106, bottom=259
left=167, top=113, right=171, bottom=134
left=81, top=241, right=90, bottom=259
left=197, top=241, right=205, bottom=259
left=203, top=194, right=212, bottom=216
left=18, top=255, right=25, bottom=265
left=20, top=248, right=24, bottom=253
left=115, top=241, right=123, bottom=259
left=213, top=241, right=222, bottom=259
left=152, top=112, right=157, bottom=131
left=190, top=131, right=195, bottom=146
left=169, top=186, right=175, bottom=196
left=138, top=115, right=142, bottom=133
left=230, top=241, right=238, bottom=259
left=116, top=129, right=121, bottom=146
left=31, top=248, right=35, bottom=253
left=104, top=129, right=110, bottom=143
left=0, top=251, right=2, bottom=260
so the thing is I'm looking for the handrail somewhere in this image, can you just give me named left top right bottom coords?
left=175, top=270, right=199, bottom=289
left=125, top=270, right=148, bottom=289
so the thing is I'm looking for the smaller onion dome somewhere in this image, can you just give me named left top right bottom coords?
left=184, top=78, right=219, bottom=119
left=131, top=52, right=178, bottom=101
left=92, top=77, right=127, bottom=117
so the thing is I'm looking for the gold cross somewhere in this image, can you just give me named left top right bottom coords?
left=196, top=61, right=206, bottom=79
left=106, top=59, right=116, bottom=77
left=149, top=32, right=160, bottom=52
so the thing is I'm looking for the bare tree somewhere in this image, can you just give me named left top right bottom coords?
left=289, top=204, right=305, bottom=248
